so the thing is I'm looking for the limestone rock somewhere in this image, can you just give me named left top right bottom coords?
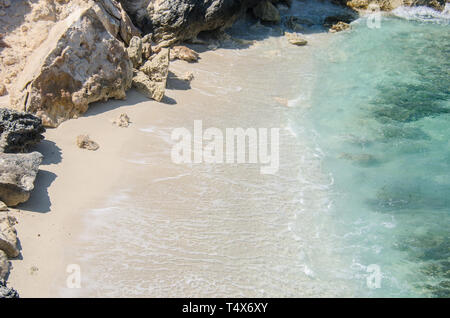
left=252, top=0, right=281, bottom=23
left=127, top=36, right=143, bottom=68
left=76, top=135, right=99, bottom=151
left=9, top=6, right=133, bottom=127
left=132, top=71, right=166, bottom=102
left=329, top=21, right=351, bottom=33
left=118, top=0, right=260, bottom=46
left=133, top=48, right=169, bottom=102
left=0, top=213, right=18, bottom=258
left=113, top=113, right=131, bottom=128
left=141, top=34, right=153, bottom=60
left=286, top=32, right=308, bottom=46
left=169, top=46, right=199, bottom=63
left=0, top=108, right=45, bottom=153
left=118, top=1, right=141, bottom=45
left=0, top=152, right=42, bottom=207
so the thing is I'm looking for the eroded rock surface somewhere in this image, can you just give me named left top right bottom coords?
left=9, top=3, right=134, bottom=127
left=0, top=152, right=43, bottom=207
left=0, top=108, right=45, bottom=153
left=133, top=48, right=170, bottom=102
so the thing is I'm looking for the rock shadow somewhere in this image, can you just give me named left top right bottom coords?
left=17, top=170, right=57, bottom=213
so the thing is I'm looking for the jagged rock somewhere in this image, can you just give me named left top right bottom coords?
left=9, top=5, right=133, bottom=127
left=113, top=113, right=131, bottom=128
left=76, top=135, right=99, bottom=151
left=118, top=1, right=142, bottom=45
left=0, top=108, right=45, bottom=153
left=127, top=36, right=143, bottom=68
left=252, top=0, right=281, bottom=23
left=181, top=72, right=194, bottom=82
left=329, top=21, right=351, bottom=33
left=133, top=48, right=169, bottom=101
left=169, top=46, right=199, bottom=63
left=0, top=213, right=18, bottom=258
left=0, top=250, right=9, bottom=281
left=0, top=280, right=19, bottom=298
left=141, top=34, right=153, bottom=60
left=118, top=0, right=260, bottom=46
left=0, top=152, right=42, bottom=207
left=285, top=32, right=308, bottom=46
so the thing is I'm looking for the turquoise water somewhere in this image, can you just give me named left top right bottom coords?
left=296, top=12, right=449, bottom=297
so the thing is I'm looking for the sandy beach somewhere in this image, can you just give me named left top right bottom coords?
left=5, top=31, right=347, bottom=297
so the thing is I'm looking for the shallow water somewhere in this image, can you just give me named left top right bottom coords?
left=62, top=3, right=449, bottom=297
left=296, top=8, right=450, bottom=297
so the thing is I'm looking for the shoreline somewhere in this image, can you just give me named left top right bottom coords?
left=8, top=31, right=340, bottom=297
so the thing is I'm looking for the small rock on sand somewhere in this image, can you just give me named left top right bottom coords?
left=329, top=21, right=351, bottom=33
left=76, top=135, right=99, bottom=151
left=285, top=32, right=307, bottom=46
left=113, top=113, right=131, bottom=128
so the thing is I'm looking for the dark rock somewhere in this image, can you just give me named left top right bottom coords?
left=0, top=108, right=45, bottom=153
left=0, top=280, right=19, bottom=298
left=118, top=0, right=260, bottom=46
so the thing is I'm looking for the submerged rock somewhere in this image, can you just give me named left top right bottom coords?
left=76, top=135, right=100, bottom=151
left=0, top=152, right=42, bottom=207
left=0, top=108, right=45, bottom=153
left=0, top=213, right=18, bottom=258
left=9, top=5, right=133, bottom=127
left=169, top=46, right=199, bottom=63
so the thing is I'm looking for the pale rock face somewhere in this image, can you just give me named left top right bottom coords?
left=133, top=47, right=170, bottom=102
left=169, top=46, right=199, bottom=63
left=9, top=5, right=134, bottom=127
left=340, top=0, right=446, bottom=11
left=0, top=152, right=43, bottom=207
left=127, top=36, right=143, bottom=68
left=253, top=0, right=281, bottom=23
left=0, top=213, right=18, bottom=258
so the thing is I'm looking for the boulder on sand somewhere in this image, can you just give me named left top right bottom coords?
left=9, top=4, right=134, bottom=127
left=0, top=152, right=43, bottom=207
